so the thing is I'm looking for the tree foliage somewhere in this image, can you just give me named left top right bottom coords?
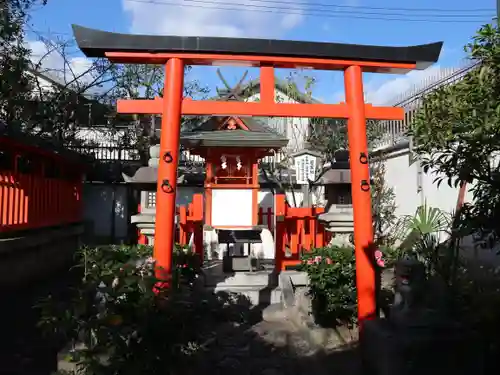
left=106, top=64, right=209, bottom=163
left=410, top=23, right=500, bottom=242
left=308, top=118, right=383, bottom=162
left=0, top=0, right=46, bottom=129
left=258, top=70, right=389, bottom=209
left=1, top=3, right=209, bottom=168
left=25, top=36, right=117, bottom=143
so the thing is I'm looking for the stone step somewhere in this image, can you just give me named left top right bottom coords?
left=204, top=271, right=278, bottom=287
left=207, top=285, right=282, bottom=306
left=279, top=270, right=308, bottom=287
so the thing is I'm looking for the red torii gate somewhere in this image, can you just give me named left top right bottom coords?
left=73, top=25, right=442, bottom=324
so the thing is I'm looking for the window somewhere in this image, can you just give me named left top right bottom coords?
left=146, top=191, right=156, bottom=208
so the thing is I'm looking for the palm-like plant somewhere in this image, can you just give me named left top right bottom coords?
left=394, top=203, right=452, bottom=242
left=393, top=203, right=461, bottom=282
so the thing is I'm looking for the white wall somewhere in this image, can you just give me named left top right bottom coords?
left=381, top=146, right=474, bottom=218
left=246, top=89, right=310, bottom=153
left=177, top=186, right=204, bottom=206
left=258, top=188, right=305, bottom=210
left=140, top=186, right=204, bottom=215
left=83, top=185, right=205, bottom=243
left=381, top=145, right=500, bottom=269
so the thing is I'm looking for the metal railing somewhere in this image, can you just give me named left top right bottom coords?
left=68, top=145, right=140, bottom=162
left=371, top=62, right=478, bottom=151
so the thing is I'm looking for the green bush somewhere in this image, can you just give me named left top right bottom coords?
left=37, top=244, right=250, bottom=375
left=171, top=244, right=202, bottom=287
left=299, top=246, right=357, bottom=328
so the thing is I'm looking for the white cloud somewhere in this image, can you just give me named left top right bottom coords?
left=361, top=45, right=468, bottom=105
left=122, top=0, right=304, bottom=38
left=328, top=64, right=462, bottom=106
left=281, top=13, right=303, bottom=31
left=364, top=65, right=445, bottom=105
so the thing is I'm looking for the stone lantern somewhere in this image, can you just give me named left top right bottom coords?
left=314, top=149, right=354, bottom=246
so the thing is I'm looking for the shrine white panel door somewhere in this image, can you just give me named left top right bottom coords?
left=211, top=189, right=253, bottom=227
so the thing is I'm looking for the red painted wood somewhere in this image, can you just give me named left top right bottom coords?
left=0, top=142, right=84, bottom=233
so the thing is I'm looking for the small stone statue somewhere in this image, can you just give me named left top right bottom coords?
left=390, top=255, right=430, bottom=326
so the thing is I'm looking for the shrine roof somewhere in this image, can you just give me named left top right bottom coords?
left=194, top=116, right=270, bottom=132
left=181, top=116, right=288, bottom=148
left=181, top=129, right=288, bottom=148
left=122, top=165, right=298, bottom=185
left=72, top=25, right=442, bottom=69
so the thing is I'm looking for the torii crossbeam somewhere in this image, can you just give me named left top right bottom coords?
left=72, top=24, right=442, bottom=325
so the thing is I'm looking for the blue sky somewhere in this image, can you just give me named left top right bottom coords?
left=26, top=0, right=495, bottom=104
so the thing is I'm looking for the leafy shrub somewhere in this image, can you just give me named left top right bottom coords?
left=37, top=244, right=251, bottom=375
left=299, top=246, right=357, bottom=328
left=172, top=244, right=202, bottom=287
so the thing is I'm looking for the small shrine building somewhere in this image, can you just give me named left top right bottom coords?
left=125, top=113, right=289, bottom=259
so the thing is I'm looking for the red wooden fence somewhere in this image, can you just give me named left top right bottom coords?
left=137, top=203, right=148, bottom=245
left=171, top=193, right=331, bottom=271
left=0, top=136, right=84, bottom=233
left=258, top=206, right=274, bottom=231
left=274, top=194, right=332, bottom=271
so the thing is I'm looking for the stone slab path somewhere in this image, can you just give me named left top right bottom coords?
left=186, top=315, right=361, bottom=375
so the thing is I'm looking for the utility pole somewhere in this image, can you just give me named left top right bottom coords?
left=498, top=0, right=500, bottom=23
left=84, top=103, right=92, bottom=127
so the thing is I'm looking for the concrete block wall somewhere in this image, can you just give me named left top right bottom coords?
left=0, top=223, right=84, bottom=288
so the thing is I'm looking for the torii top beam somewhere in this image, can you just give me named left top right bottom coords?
left=72, top=25, right=442, bottom=73
left=71, top=25, right=442, bottom=119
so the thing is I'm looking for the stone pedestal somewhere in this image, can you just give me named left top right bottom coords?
left=130, top=212, right=179, bottom=245
left=317, top=204, right=354, bottom=247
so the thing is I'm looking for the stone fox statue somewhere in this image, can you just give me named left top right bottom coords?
left=391, top=256, right=427, bottom=315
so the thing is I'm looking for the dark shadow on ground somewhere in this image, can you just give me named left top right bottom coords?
left=2, top=264, right=500, bottom=375
left=0, top=268, right=81, bottom=375
left=0, top=269, right=359, bottom=375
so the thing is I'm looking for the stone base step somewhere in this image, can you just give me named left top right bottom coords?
left=207, top=285, right=282, bottom=305
left=205, top=271, right=278, bottom=287
left=279, top=270, right=308, bottom=287
left=201, top=262, right=309, bottom=306
left=202, top=268, right=308, bottom=286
